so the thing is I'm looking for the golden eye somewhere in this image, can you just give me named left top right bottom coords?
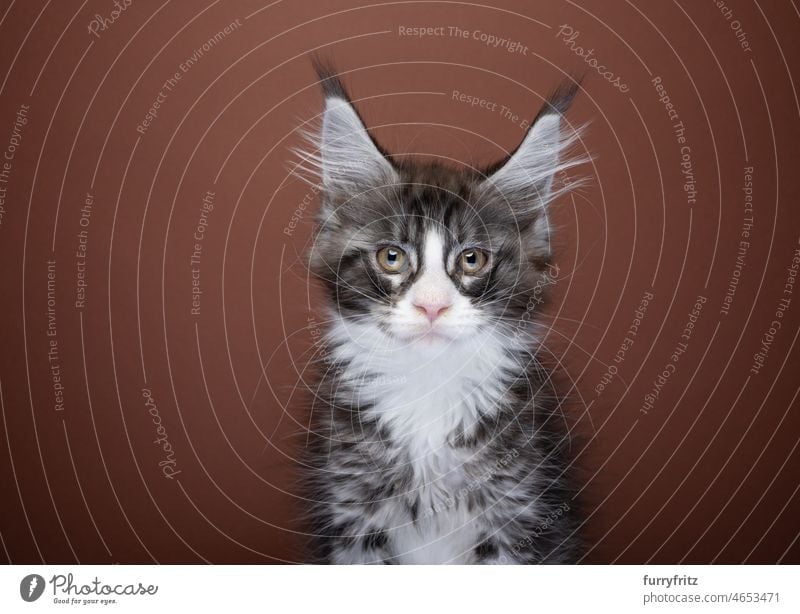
left=459, top=248, right=488, bottom=275
left=376, top=246, right=408, bottom=273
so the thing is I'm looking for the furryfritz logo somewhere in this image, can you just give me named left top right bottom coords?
left=20, top=574, right=45, bottom=602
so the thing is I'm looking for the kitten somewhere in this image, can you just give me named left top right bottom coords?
left=299, top=61, right=586, bottom=564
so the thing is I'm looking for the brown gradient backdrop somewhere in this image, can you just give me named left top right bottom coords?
left=0, top=0, right=798, bottom=564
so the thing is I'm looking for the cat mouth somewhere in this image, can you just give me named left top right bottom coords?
left=421, top=329, right=450, bottom=340
left=389, top=319, right=463, bottom=344
left=405, top=326, right=456, bottom=344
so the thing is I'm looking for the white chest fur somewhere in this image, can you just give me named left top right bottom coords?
left=328, top=318, right=519, bottom=563
left=329, top=318, right=512, bottom=467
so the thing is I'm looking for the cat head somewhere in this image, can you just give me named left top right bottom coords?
left=299, top=62, right=586, bottom=348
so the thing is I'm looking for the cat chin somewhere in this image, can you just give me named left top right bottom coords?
left=402, top=329, right=456, bottom=345
left=384, top=314, right=482, bottom=345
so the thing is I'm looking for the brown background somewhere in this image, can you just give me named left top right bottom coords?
left=0, top=0, right=799, bottom=564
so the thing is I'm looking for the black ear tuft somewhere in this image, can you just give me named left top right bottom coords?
left=532, top=76, right=583, bottom=122
left=482, top=77, right=582, bottom=177
left=310, top=56, right=393, bottom=162
left=311, top=56, right=351, bottom=101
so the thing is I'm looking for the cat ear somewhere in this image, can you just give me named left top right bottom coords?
left=483, top=82, right=584, bottom=208
left=479, top=81, right=586, bottom=257
left=304, top=60, right=398, bottom=197
left=320, top=96, right=397, bottom=190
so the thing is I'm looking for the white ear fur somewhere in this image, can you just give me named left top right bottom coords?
left=479, top=105, right=588, bottom=259
left=316, top=96, right=397, bottom=193
left=485, top=113, right=584, bottom=209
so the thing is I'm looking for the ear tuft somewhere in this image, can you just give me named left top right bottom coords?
left=293, top=59, right=398, bottom=200
left=532, top=78, right=582, bottom=121
left=478, top=79, right=589, bottom=260
left=481, top=79, right=588, bottom=211
left=311, top=55, right=351, bottom=101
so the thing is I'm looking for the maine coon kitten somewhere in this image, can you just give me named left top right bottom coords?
left=299, top=62, right=586, bottom=564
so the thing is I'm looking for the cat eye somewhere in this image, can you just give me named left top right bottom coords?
left=376, top=246, right=408, bottom=273
left=458, top=248, right=488, bottom=275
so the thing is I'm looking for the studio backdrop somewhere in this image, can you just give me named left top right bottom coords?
left=0, top=0, right=798, bottom=564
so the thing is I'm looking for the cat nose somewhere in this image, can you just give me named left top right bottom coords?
left=413, top=300, right=452, bottom=323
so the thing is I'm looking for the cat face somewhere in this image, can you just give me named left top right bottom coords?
left=301, top=65, right=584, bottom=346
left=309, top=165, right=542, bottom=345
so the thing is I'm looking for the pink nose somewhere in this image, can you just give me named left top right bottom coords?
left=414, top=301, right=451, bottom=323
